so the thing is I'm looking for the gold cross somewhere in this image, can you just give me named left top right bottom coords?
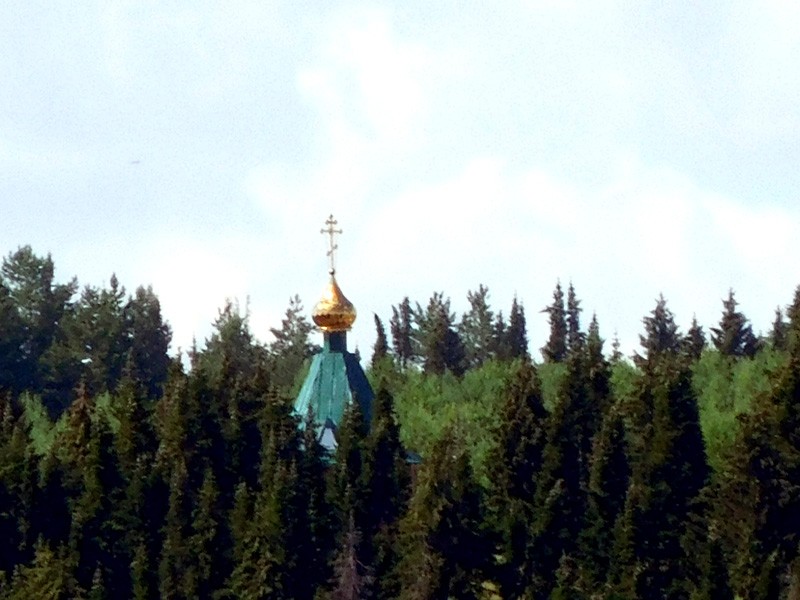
left=320, top=214, right=342, bottom=274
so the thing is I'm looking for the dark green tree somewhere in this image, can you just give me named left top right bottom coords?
left=488, top=361, right=548, bottom=597
left=567, top=282, right=585, bottom=353
left=389, top=297, right=414, bottom=370
left=125, top=285, right=172, bottom=400
left=634, top=294, right=682, bottom=366
left=395, top=426, right=493, bottom=600
left=541, top=281, right=567, bottom=363
left=0, top=246, right=77, bottom=397
left=770, top=306, right=788, bottom=351
left=711, top=289, right=759, bottom=358
left=268, top=295, right=317, bottom=393
left=358, top=384, right=409, bottom=598
left=459, top=284, right=495, bottom=369
left=684, top=315, right=706, bottom=360
left=370, top=314, right=390, bottom=371
left=614, top=300, right=709, bottom=598
left=506, top=295, right=529, bottom=361
left=414, top=292, right=465, bottom=376
left=0, top=283, right=25, bottom=394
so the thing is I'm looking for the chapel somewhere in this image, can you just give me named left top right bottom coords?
left=293, top=215, right=373, bottom=451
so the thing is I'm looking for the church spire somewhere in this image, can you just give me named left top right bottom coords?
left=312, top=215, right=357, bottom=333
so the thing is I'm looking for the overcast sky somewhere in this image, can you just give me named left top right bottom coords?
left=3, top=1, right=799, bottom=360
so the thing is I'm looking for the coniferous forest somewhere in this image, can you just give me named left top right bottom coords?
left=2, top=245, right=800, bottom=599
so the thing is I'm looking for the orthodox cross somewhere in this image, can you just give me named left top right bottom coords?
left=320, top=214, right=342, bottom=274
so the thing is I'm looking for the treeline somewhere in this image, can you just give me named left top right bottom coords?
left=1, top=245, right=800, bottom=598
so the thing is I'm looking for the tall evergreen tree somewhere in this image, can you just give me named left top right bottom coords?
left=489, top=361, right=548, bottom=597
left=357, top=384, right=409, bottom=598
left=567, top=282, right=585, bottom=353
left=770, top=306, right=789, bottom=351
left=0, top=246, right=77, bottom=399
left=711, top=289, right=760, bottom=358
left=459, top=284, right=495, bottom=369
left=268, top=295, right=317, bottom=393
left=541, top=282, right=568, bottom=363
left=389, top=297, right=414, bottom=370
left=369, top=314, right=390, bottom=371
left=717, top=289, right=800, bottom=597
left=506, top=295, right=529, bottom=361
left=395, top=426, right=493, bottom=600
left=614, top=299, right=709, bottom=598
left=684, top=315, right=706, bottom=360
left=634, top=294, right=683, bottom=366
left=414, top=293, right=465, bottom=376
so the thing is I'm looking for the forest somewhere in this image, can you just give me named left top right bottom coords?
left=1, top=244, right=799, bottom=599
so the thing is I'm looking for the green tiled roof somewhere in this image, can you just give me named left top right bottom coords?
left=294, top=331, right=373, bottom=450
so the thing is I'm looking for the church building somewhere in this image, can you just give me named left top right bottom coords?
left=293, top=215, right=373, bottom=451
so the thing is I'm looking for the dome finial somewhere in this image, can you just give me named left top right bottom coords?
left=313, top=215, right=356, bottom=331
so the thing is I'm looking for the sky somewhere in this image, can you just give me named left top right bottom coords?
left=2, top=1, right=800, bottom=360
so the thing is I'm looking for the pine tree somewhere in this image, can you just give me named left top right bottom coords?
left=541, top=282, right=567, bottom=363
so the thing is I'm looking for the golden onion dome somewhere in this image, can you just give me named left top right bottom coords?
left=312, top=273, right=357, bottom=332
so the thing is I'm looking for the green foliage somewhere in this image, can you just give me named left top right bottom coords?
left=392, top=360, right=516, bottom=484
left=2, top=246, right=800, bottom=599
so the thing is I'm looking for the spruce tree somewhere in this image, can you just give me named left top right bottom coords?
left=358, top=384, right=409, bottom=598
left=684, top=315, right=706, bottom=360
left=389, top=297, right=414, bottom=370
left=370, top=314, right=390, bottom=371
left=414, top=293, right=465, bottom=376
left=711, top=289, right=760, bottom=358
left=395, top=426, right=493, bottom=600
left=770, top=306, right=788, bottom=351
left=541, top=282, right=567, bottom=363
left=488, top=360, right=548, bottom=597
left=566, top=282, right=585, bottom=353
left=614, top=299, right=710, bottom=598
left=506, top=295, right=529, bottom=361
left=459, top=284, right=495, bottom=369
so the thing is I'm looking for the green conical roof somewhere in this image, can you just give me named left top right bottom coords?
left=294, top=331, right=373, bottom=451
